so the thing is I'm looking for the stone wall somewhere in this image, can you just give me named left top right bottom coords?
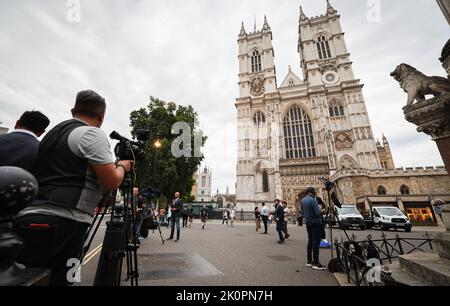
left=333, top=167, right=450, bottom=204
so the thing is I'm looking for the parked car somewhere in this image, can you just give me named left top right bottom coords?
left=335, top=205, right=366, bottom=230
left=372, top=206, right=412, bottom=232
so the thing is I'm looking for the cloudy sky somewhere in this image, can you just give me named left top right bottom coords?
left=0, top=0, right=448, bottom=194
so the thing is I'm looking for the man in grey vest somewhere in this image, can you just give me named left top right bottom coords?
left=14, top=90, right=134, bottom=286
left=0, top=111, right=50, bottom=172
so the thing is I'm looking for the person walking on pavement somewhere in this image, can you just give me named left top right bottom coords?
left=282, top=201, right=290, bottom=240
left=260, top=202, right=269, bottom=234
left=200, top=205, right=208, bottom=230
left=229, top=206, right=236, bottom=227
left=255, top=207, right=262, bottom=233
left=167, top=192, right=183, bottom=242
left=188, top=208, right=194, bottom=227
left=274, top=199, right=286, bottom=244
left=222, top=208, right=229, bottom=227
left=301, top=187, right=327, bottom=270
left=182, top=204, right=189, bottom=228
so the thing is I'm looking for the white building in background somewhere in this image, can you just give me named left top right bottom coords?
left=0, top=123, right=8, bottom=135
left=235, top=1, right=381, bottom=211
left=192, top=166, right=212, bottom=202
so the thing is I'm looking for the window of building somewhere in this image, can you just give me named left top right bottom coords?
left=283, top=106, right=316, bottom=159
left=201, top=176, right=206, bottom=187
left=253, top=112, right=266, bottom=126
left=317, top=35, right=332, bottom=60
left=400, top=185, right=410, bottom=195
left=262, top=170, right=269, bottom=192
left=329, top=99, right=345, bottom=117
left=288, top=79, right=295, bottom=86
left=377, top=186, right=387, bottom=195
left=251, top=50, right=262, bottom=73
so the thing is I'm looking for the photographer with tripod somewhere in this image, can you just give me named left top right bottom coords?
left=14, top=90, right=134, bottom=286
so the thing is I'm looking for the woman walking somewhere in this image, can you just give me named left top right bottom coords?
left=229, top=206, right=236, bottom=227
left=188, top=208, right=194, bottom=227
left=282, top=201, right=290, bottom=240
left=222, top=208, right=229, bottom=227
left=200, top=205, right=208, bottom=230
left=255, top=207, right=262, bottom=233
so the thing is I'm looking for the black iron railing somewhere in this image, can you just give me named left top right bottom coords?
left=334, top=232, right=434, bottom=286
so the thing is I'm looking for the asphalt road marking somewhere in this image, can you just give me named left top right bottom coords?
left=82, top=244, right=103, bottom=265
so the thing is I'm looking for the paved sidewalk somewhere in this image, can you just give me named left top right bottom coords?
left=136, top=220, right=338, bottom=286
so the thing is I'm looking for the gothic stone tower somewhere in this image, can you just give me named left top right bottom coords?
left=235, top=1, right=382, bottom=211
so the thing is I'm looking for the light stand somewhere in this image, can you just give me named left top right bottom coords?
left=320, top=178, right=351, bottom=259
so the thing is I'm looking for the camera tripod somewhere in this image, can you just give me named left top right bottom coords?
left=81, top=171, right=140, bottom=286
left=320, top=179, right=351, bottom=259
left=135, top=200, right=165, bottom=245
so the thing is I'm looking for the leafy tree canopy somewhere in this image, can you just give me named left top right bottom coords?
left=129, top=96, right=206, bottom=206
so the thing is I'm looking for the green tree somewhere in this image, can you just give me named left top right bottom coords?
left=129, top=96, right=206, bottom=207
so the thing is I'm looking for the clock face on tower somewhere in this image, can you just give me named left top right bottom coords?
left=250, top=77, right=265, bottom=96
left=322, top=71, right=340, bottom=85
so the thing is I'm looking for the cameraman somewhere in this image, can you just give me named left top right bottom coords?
left=14, top=90, right=133, bottom=286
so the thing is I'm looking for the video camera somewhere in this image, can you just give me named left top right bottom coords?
left=110, top=129, right=151, bottom=161
left=139, top=187, right=161, bottom=200
left=318, top=176, right=333, bottom=191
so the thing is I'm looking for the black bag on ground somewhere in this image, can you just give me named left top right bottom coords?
left=328, top=258, right=344, bottom=273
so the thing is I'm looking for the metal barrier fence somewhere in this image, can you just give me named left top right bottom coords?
left=334, top=232, right=434, bottom=286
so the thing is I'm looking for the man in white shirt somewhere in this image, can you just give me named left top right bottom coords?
left=260, top=202, right=270, bottom=234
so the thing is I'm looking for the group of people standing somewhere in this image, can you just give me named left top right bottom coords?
left=253, top=187, right=327, bottom=271
left=222, top=206, right=236, bottom=227
left=254, top=200, right=290, bottom=242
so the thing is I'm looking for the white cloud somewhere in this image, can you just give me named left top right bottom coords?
left=0, top=0, right=447, bottom=194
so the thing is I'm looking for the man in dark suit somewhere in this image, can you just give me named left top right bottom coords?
left=168, top=192, right=183, bottom=242
left=0, top=111, right=50, bottom=172
left=274, top=199, right=286, bottom=244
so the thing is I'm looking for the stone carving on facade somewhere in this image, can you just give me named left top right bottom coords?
left=440, top=39, right=450, bottom=78
left=250, top=77, right=265, bottom=96
left=334, top=131, right=353, bottom=151
left=417, top=119, right=450, bottom=139
left=390, top=63, right=450, bottom=109
left=395, top=55, right=450, bottom=140
left=318, top=60, right=338, bottom=74
left=338, top=154, right=359, bottom=170
left=266, top=101, right=278, bottom=122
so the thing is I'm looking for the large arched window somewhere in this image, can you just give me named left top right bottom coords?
left=262, top=170, right=269, bottom=192
left=283, top=106, right=316, bottom=159
left=253, top=112, right=266, bottom=126
left=251, top=50, right=262, bottom=73
left=400, top=185, right=411, bottom=195
left=377, top=186, right=387, bottom=195
left=317, top=35, right=332, bottom=60
left=329, top=99, right=345, bottom=117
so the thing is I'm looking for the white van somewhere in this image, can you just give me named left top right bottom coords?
left=335, top=205, right=366, bottom=230
left=372, top=206, right=412, bottom=232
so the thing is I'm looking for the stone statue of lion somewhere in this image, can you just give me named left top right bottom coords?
left=390, top=63, right=450, bottom=108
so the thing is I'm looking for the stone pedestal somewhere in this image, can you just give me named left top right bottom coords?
left=394, top=39, right=450, bottom=286
left=404, top=91, right=450, bottom=175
